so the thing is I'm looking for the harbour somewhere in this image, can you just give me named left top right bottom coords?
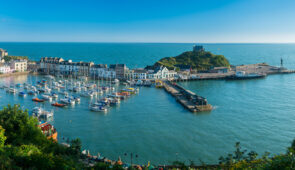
left=0, top=43, right=295, bottom=165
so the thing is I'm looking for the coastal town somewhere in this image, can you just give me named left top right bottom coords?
left=1, top=46, right=295, bottom=168
left=1, top=46, right=293, bottom=82
left=1, top=46, right=294, bottom=115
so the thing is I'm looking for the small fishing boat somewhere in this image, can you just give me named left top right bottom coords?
left=72, top=96, right=81, bottom=103
left=51, top=93, right=59, bottom=99
left=32, top=107, right=54, bottom=120
left=73, top=87, right=81, bottom=92
left=60, top=98, right=75, bottom=105
left=32, top=98, right=45, bottom=102
left=7, top=88, right=17, bottom=93
left=111, top=79, right=120, bottom=84
left=16, top=83, right=23, bottom=88
left=51, top=102, right=66, bottom=107
left=41, top=94, right=53, bottom=101
left=109, top=98, right=120, bottom=106
left=144, top=80, right=152, bottom=87
left=18, top=91, right=27, bottom=97
left=90, top=105, right=107, bottom=112
left=28, top=89, right=38, bottom=95
left=59, top=91, right=68, bottom=96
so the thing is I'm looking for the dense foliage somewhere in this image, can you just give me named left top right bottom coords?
left=217, top=141, right=295, bottom=169
left=4, top=56, right=28, bottom=62
left=153, top=50, right=230, bottom=70
left=0, top=104, right=85, bottom=169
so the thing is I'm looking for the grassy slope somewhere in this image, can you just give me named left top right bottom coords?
left=154, top=51, right=230, bottom=70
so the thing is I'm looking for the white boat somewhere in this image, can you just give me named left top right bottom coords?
left=60, top=98, right=75, bottom=105
left=226, top=71, right=266, bottom=80
left=28, top=87, right=38, bottom=95
left=7, top=88, right=17, bottom=93
left=80, top=91, right=94, bottom=98
left=32, top=107, right=54, bottom=120
left=59, top=91, right=68, bottom=96
left=109, top=98, right=120, bottom=106
left=111, top=79, right=120, bottom=84
left=51, top=93, right=59, bottom=98
left=41, top=94, right=52, bottom=101
left=73, top=87, right=81, bottom=92
left=89, top=105, right=107, bottom=112
left=0, top=85, right=8, bottom=89
left=73, top=96, right=81, bottom=102
left=136, top=80, right=143, bottom=86
left=44, top=75, right=55, bottom=80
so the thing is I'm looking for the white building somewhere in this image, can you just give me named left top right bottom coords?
left=125, top=66, right=177, bottom=80
left=132, top=69, right=148, bottom=79
left=90, top=64, right=116, bottom=79
left=0, top=49, right=8, bottom=58
left=40, top=57, right=64, bottom=74
left=147, top=66, right=176, bottom=80
left=0, top=49, right=8, bottom=63
left=10, top=60, right=27, bottom=72
left=0, top=65, right=11, bottom=74
left=40, top=57, right=94, bottom=76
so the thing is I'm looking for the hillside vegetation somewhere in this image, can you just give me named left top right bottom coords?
left=4, top=56, right=28, bottom=62
left=153, top=50, right=230, bottom=70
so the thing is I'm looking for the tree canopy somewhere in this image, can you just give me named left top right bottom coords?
left=152, top=50, right=230, bottom=70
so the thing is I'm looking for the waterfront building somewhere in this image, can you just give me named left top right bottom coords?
left=124, top=69, right=134, bottom=80
left=58, top=60, right=73, bottom=75
left=193, top=45, right=204, bottom=52
left=147, top=66, right=176, bottom=80
left=125, top=66, right=176, bottom=80
left=10, top=60, right=27, bottom=72
left=40, top=57, right=94, bottom=77
left=40, top=57, right=64, bottom=74
left=132, top=69, right=148, bottom=79
left=27, top=61, right=39, bottom=72
left=109, top=64, right=128, bottom=79
left=58, top=60, right=94, bottom=77
left=90, top=64, right=116, bottom=79
left=75, top=61, right=94, bottom=77
left=0, top=64, right=11, bottom=74
left=0, top=48, right=8, bottom=58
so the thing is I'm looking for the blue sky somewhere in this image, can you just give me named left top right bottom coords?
left=0, top=0, right=294, bottom=42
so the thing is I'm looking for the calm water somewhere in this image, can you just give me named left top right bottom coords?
left=0, top=43, right=295, bottom=165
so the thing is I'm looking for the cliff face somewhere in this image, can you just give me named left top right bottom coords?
left=152, top=51, right=230, bottom=70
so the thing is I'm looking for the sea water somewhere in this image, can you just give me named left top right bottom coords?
left=0, top=43, right=295, bottom=165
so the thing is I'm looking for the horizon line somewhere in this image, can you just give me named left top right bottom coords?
left=0, top=41, right=295, bottom=44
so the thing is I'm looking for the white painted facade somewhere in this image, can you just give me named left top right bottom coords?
left=0, top=65, right=11, bottom=74
left=90, top=66, right=116, bottom=79
left=10, top=60, right=27, bottom=72
left=148, top=67, right=176, bottom=80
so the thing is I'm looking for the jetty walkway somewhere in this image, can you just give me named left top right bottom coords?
left=163, top=81, right=212, bottom=112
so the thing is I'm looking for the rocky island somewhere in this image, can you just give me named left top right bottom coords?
left=147, top=45, right=230, bottom=71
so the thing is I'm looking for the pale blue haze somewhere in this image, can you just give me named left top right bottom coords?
left=0, top=43, right=295, bottom=165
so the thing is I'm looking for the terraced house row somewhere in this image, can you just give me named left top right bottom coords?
left=39, top=57, right=177, bottom=80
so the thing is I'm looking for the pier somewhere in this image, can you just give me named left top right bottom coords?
left=171, top=63, right=295, bottom=82
left=163, top=81, right=212, bottom=112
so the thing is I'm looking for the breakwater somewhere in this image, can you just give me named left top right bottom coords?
left=163, top=81, right=212, bottom=112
